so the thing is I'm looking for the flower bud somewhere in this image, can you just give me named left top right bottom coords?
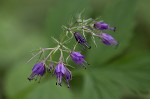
left=74, top=32, right=91, bottom=49
left=28, top=62, right=46, bottom=81
left=97, top=33, right=118, bottom=46
left=94, top=22, right=116, bottom=31
left=54, top=62, right=66, bottom=86
left=70, top=51, right=87, bottom=66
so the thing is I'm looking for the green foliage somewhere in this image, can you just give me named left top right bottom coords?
left=81, top=51, right=150, bottom=99
left=1, top=0, right=150, bottom=99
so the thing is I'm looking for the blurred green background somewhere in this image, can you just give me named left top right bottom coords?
left=0, top=0, right=150, bottom=99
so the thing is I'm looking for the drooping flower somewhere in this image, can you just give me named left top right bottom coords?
left=28, top=62, right=46, bottom=81
left=97, top=33, right=118, bottom=46
left=70, top=51, right=87, bottom=66
left=54, top=62, right=66, bottom=86
left=74, top=32, right=91, bottom=49
left=65, top=68, right=72, bottom=88
left=48, top=62, right=54, bottom=72
left=94, top=22, right=116, bottom=31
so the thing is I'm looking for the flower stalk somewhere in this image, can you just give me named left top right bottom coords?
left=27, top=12, right=119, bottom=88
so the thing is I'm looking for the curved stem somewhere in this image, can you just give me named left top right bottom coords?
left=42, top=48, right=55, bottom=51
left=65, top=55, right=70, bottom=65
left=44, top=50, right=54, bottom=63
left=44, top=46, right=60, bottom=63
left=62, top=45, right=71, bottom=52
left=73, top=42, right=78, bottom=51
left=62, top=30, right=74, bottom=44
left=59, top=49, right=64, bottom=61
left=27, top=50, right=43, bottom=63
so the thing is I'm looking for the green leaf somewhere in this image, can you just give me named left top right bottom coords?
left=4, top=61, right=35, bottom=98
left=22, top=80, right=73, bottom=99
left=80, top=52, right=150, bottom=99
left=82, top=73, right=100, bottom=99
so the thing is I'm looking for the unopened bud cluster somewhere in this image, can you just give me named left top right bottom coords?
left=28, top=14, right=118, bottom=88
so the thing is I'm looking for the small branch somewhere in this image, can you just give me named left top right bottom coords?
left=59, top=49, right=64, bottom=61
left=27, top=50, right=43, bottom=63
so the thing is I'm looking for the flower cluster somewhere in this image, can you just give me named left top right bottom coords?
left=27, top=13, right=118, bottom=88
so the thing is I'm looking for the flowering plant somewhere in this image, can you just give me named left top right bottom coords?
left=27, top=13, right=118, bottom=88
